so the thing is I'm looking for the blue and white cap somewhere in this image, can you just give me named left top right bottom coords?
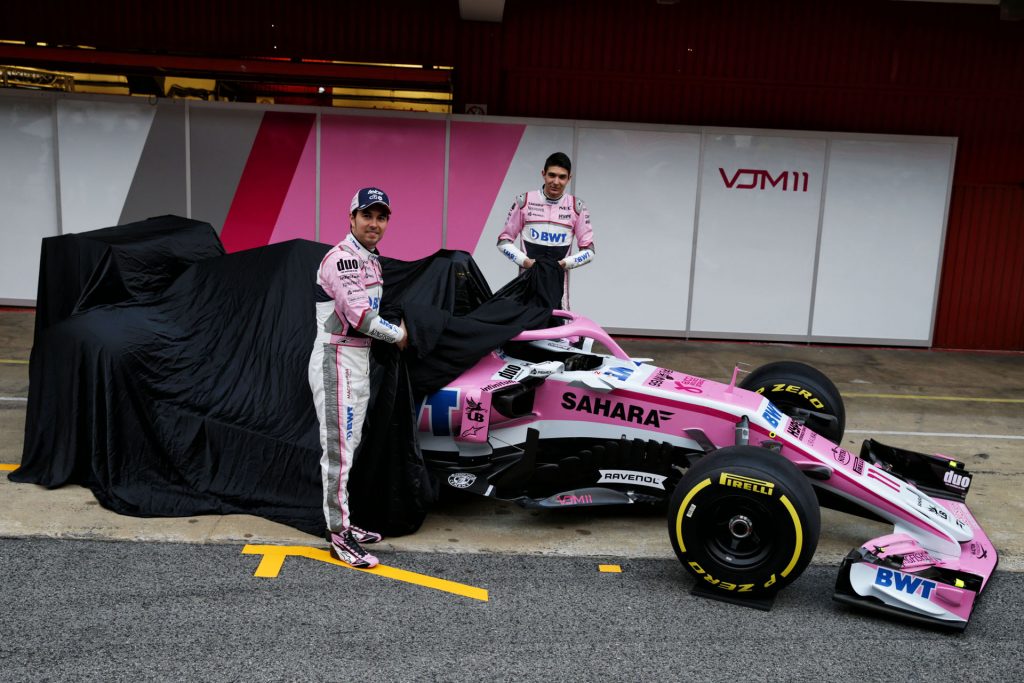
left=350, top=187, right=391, bottom=214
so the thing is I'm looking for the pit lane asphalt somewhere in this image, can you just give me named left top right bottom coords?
left=2, top=537, right=1023, bottom=682
left=2, top=310, right=1023, bottom=679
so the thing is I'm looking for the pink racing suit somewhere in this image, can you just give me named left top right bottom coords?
left=497, top=189, right=595, bottom=309
left=308, top=232, right=405, bottom=534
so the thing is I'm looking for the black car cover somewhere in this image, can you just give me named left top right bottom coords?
left=12, top=216, right=556, bottom=537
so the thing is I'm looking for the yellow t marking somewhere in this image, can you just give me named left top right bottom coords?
left=0, top=464, right=18, bottom=472
left=598, top=564, right=622, bottom=573
left=241, top=544, right=488, bottom=602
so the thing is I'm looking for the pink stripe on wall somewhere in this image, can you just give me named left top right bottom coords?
left=221, top=112, right=316, bottom=252
left=320, top=115, right=445, bottom=260
left=446, top=121, right=526, bottom=252
left=269, top=120, right=317, bottom=243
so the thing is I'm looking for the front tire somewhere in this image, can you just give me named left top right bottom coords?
left=667, top=446, right=820, bottom=596
left=740, top=361, right=846, bottom=443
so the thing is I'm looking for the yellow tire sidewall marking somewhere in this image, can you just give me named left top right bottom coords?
left=674, top=479, right=804, bottom=579
left=674, top=477, right=712, bottom=553
left=779, top=494, right=803, bottom=578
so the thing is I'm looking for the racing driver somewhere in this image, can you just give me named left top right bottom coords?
left=496, top=152, right=595, bottom=309
left=309, top=187, right=408, bottom=569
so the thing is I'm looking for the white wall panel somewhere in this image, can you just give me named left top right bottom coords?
left=57, top=99, right=155, bottom=234
left=690, top=134, right=826, bottom=337
left=470, top=123, right=575, bottom=293
left=812, top=140, right=954, bottom=343
left=0, top=97, right=58, bottom=303
left=573, top=127, right=701, bottom=331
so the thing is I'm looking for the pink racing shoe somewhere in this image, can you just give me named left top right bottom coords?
left=327, top=529, right=379, bottom=568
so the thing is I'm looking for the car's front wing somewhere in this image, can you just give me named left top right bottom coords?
left=833, top=497, right=998, bottom=631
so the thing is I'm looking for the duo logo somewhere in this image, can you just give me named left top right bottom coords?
left=874, top=567, right=937, bottom=599
left=423, top=389, right=460, bottom=436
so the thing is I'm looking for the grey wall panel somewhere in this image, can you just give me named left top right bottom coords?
left=119, top=100, right=187, bottom=225
left=188, top=105, right=265, bottom=234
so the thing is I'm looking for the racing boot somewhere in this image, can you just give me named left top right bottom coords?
left=349, top=525, right=383, bottom=544
left=327, top=529, right=379, bottom=569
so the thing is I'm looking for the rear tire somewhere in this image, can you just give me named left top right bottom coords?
left=667, top=446, right=820, bottom=596
left=740, top=361, right=846, bottom=443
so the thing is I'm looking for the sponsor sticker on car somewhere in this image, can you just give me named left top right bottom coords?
left=492, top=363, right=529, bottom=382
left=448, top=472, right=477, bottom=489
left=597, top=469, right=667, bottom=490
left=602, top=366, right=635, bottom=382
left=644, top=368, right=706, bottom=394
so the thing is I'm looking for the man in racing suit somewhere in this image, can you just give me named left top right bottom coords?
left=309, top=187, right=407, bottom=569
left=496, top=151, right=595, bottom=310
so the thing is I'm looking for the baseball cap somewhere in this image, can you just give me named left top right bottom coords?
left=350, top=187, right=391, bottom=214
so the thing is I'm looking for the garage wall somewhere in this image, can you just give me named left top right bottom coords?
left=0, top=90, right=955, bottom=347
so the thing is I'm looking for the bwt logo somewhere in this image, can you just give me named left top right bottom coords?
left=603, top=366, right=634, bottom=381
left=874, top=567, right=937, bottom=599
left=719, top=168, right=809, bottom=192
left=528, top=228, right=569, bottom=244
left=762, top=403, right=784, bottom=429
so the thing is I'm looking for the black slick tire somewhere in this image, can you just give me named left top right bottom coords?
left=667, top=446, right=820, bottom=596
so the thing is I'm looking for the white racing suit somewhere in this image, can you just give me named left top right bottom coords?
left=309, top=233, right=405, bottom=534
left=497, top=188, right=595, bottom=310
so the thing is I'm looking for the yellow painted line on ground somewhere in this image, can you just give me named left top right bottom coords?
left=0, top=359, right=29, bottom=365
left=241, top=544, right=489, bottom=602
left=598, top=564, right=622, bottom=573
left=845, top=392, right=1024, bottom=404
left=0, top=463, right=18, bottom=471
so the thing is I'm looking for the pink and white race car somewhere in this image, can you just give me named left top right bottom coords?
left=416, top=311, right=998, bottom=630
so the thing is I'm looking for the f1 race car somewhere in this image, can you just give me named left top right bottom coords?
left=416, top=311, right=998, bottom=630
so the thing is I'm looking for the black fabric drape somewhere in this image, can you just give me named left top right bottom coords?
left=32, top=215, right=224, bottom=336
left=14, top=233, right=331, bottom=533
left=489, top=255, right=566, bottom=311
left=12, top=218, right=556, bottom=537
